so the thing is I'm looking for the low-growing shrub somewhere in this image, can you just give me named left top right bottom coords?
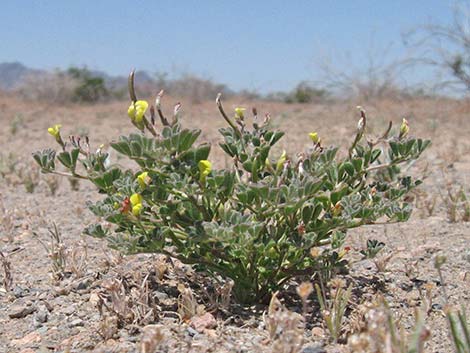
left=33, top=72, right=430, bottom=303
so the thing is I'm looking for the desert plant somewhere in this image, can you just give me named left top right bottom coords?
left=67, top=66, right=109, bottom=103
left=315, top=279, right=353, bottom=343
left=285, top=81, right=329, bottom=103
left=0, top=251, right=13, bottom=292
left=32, top=71, right=430, bottom=303
left=440, top=182, right=470, bottom=223
left=434, top=255, right=470, bottom=353
left=404, top=1, right=470, bottom=93
left=0, top=152, right=18, bottom=181
left=44, top=174, right=60, bottom=196
left=0, top=197, right=15, bottom=242
left=36, top=223, right=68, bottom=280
left=349, top=298, right=429, bottom=353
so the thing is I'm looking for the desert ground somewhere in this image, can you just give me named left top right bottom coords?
left=1, top=93, right=470, bottom=352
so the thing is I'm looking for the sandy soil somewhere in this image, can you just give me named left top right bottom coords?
left=0, top=93, right=469, bottom=352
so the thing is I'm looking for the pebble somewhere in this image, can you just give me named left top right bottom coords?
left=8, top=303, right=36, bottom=319
left=69, top=318, right=84, bottom=327
left=301, top=345, right=326, bottom=353
left=36, top=308, right=48, bottom=323
left=62, top=305, right=76, bottom=316
left=186, top=327, right=198, bottom=337
left=154, top=291, right=169, bottom=301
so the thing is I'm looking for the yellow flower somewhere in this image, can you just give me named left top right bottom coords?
left=400, top=118, right=409, bottom=137
left=198, top=160, right=212, bottom=182
left=308, top=132, right=319, bottom=144
left=128, top=100, right=149, bottom=123
left=234, top=107, right=246, bottom=120
left=47, top=124, right=64, bottom=144
left=137, top=171, right=150, bottom=189
left=276, top=150, right=286, bottom=171
left=130, top=193, right=142, bottom=207
left=132, top=203, right=143, bottom=216
left=47, top=124, right=61, bottom=138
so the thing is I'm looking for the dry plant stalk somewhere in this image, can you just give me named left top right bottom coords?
left=140, top=325, right=165, bottom=353
left=315, top=279, right=353, bottom=343
left=36, top=223, right=67, bottom=280
left=264, top=292, right=304, bottom=353
left=177, top=284, right=199, bottom=321
left=0, top=251, right=13, bottom=292
left=0, top=197, right=15, bottom=242
left=68, top=239, right=88, bottom=278
left=349, top=297, right=429, bottom=353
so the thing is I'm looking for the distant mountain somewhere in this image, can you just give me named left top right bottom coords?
left=0, top=62, right=157, bottom=91
left=0, top=62, right=45, bottom=90
left=0, top=62, right=234, bottom=101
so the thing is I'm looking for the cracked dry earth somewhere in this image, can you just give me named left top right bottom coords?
left=0, top=94, right=470, bottom=352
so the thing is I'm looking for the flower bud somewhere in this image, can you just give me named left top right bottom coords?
left=276, top=150, right=287, bottom=171
left=137, top=171, right=150, bottom=189
left=47, top=124, right=63, bottom=145
left=234, top=107, right=246, bottom=120
left=198, top=160, right=212, bottom=183
left=132, top=203, right=143, bottom=216
left=128, top=100, right=149, bottom=130
left=400, top=118, right=409, bottom=138
left=130, top=193, right=142, bottom=207
left=309, top=132, right=320, bottom=144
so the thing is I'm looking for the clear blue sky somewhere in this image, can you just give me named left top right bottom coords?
left=0, top=0, right=455, bottom=92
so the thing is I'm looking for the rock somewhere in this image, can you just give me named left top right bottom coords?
left=311, top=327, right=325, bottom=339
left=19, top=349, right=36, bottom=353
left=302, top=345, right=326, bottom=353
left=13, top=286, right=27, bottom=298
left=62, top=305, right=76, bottom=316
left=154, top=291, right=169, bottom=301
left=69, top=318, right=84, bottom=327
left=186, top=327, right=198, bottom=337
left=11, top=331, right=41, bottom=346
left=8, top=303, right=36, bottom=319
left=190, top=312, right=217, bottom=332
left=36, top=308, right=48, bottom=323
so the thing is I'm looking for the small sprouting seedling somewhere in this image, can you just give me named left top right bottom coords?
left=68, top=239, right=88, bottom=278
left=349, top=298, right=429, bottom=353
left=140, top=325, right=165, bottom=353
left=440, top=180, right=470, bottom=223
left=373, top=252, right=394, bottom=273
left=0, top=198, right=15, bottom=242
left=44, top=174, right=60, bottom=196
left=297, top=281, right=314, bottom=318
left=315, top=279, right=353, bottom=343
left=177, top=284, right=200, bottom=320
left=0, top=153, right=18, bottom=181
left=447, top=307, right=470, bottom=353
left=264, top=292, right=304, bottom=352
left=433, top=254, right=470, bottom=352
left=19, top=164, right=41, bottom=193
left=10, top=113, right=24, bottom=135
left=417, top=282, right=436, bottom=316
left=415, top=189, right=437, bottom=218
left=37, top=223, right=67, bottom=280
left=0, top=251, right=13, bottom=292
left=68, top=177, right=80, bottom=191
left=360, top=239, right=385, bottom=259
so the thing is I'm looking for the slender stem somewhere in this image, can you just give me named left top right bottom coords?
left=216, top=93, right=241, bottom=138
left=49, top=170, right=88, bottom=180
left=155, top=90, right=170, bottom=126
